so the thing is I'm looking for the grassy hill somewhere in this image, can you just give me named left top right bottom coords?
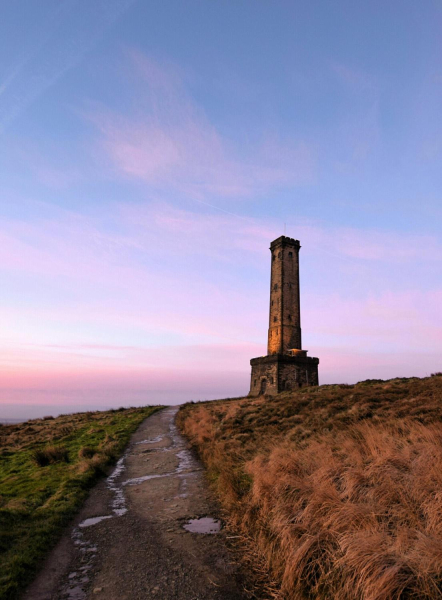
left=178, top=375, right=442, bottom=599
left=0, top=405, right=160, bottom=600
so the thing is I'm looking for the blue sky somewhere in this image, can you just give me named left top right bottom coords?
left=0, top=1, right=441, bottom=416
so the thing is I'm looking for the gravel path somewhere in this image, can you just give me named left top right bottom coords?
left=24, top=407, right=245, bottom=600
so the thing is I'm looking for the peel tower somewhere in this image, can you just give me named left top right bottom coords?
left=249, top=236, right=319, bottom=396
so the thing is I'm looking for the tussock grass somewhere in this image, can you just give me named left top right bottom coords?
left=178, top=376, right=442, bottom=599
left=78, top=445, right=97, bottom=459
left=0, top=405, right=161, bottom=600
left=32, top=445, right=69, bottom=466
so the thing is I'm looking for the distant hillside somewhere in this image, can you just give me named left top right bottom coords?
left=178, top=375, right=442, bottom=599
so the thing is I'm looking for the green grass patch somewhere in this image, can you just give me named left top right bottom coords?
left=0, top=405, right=162, bottom=600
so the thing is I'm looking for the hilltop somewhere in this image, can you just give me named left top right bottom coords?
left=178, top=375, right=442, bottom=599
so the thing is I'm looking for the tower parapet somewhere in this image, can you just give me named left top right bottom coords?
left=249, top=236, right=319, bottom=396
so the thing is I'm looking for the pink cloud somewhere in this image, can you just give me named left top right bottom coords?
left=303, top=289, right=442, bottom=353
left=1, top=200, right=441, bottom=410
left=1, top=202, right=441, bottom=349
left=0, top=341, right=254, bottom=408
left=316, top=347, right=442, bottom=383
left=87, top=51, right=316, bottom=198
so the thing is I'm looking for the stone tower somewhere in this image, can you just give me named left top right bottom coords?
left=267, top=236, right=302, bottom=354
left=249, top=236, right=319, bottom=396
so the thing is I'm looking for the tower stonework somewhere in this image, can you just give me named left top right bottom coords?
left=268, top=237, right=302, bottom=354
left=249, top=236, right=319, bottom=396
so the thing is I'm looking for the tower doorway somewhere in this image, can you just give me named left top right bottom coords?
left=260, top=378, right=267, bottom=394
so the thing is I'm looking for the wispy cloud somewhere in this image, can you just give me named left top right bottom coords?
left=297, top=224, right=442, bottom=263
left=304, top=289, right=442, bottom=349
left=4, top=202, right=440, bottom=290
left=87, top=51, right=316, bottom=199
left=1, top=200, right=441, bottom=407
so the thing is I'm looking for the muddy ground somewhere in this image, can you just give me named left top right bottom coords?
left=24, top=407, right=246, bottom=600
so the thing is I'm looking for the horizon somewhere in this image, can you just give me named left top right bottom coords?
left=1, top=1, right=441, bottom=417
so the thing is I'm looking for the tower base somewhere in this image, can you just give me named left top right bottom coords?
left=249, top=353, right=319, bottom=396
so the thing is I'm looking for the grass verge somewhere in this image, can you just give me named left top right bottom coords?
left=0, top=405, right=161, bottom=600
left=177, top=375, right=442, bottom=599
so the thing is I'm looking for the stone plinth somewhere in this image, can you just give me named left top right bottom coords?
left=249, top=353, right=319, bottom=396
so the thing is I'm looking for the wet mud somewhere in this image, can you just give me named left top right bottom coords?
left=24, top=407, right=245, bottom=600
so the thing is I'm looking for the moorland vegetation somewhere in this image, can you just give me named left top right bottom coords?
left=178, top=375, right=442, bottom=599
left=0, top=405, right=160, bottom=600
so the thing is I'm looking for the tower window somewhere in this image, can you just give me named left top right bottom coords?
left=278, top=252, right=281, bottom=258
left=273, top=284, right=278, bottom=291
left=273, top=316, right=277, bottom=322
left=272, top=254, right=276, bottom=261
left=288, top=314, right=292, bottom=321
left=289, top=251, right=293, bottom=258
left=271, top=300, right=274, bottom=306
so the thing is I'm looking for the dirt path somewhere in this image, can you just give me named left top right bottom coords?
left=24, top=407, right=245, bottom=600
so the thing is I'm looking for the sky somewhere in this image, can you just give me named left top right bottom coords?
left=0, top=1, right=441, bottom=418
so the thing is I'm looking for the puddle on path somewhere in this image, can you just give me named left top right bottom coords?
left=135, top=434, right=164, bottom=445
left=79, top=515, right=112, bottom=528
left=63, top=529, right=95, bottom=599
left=106, top=456, right=127, bottom=516
left=183, top=517, right=222, bottom=534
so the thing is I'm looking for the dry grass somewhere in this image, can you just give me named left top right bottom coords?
left=178, top=375, right=442, bottom=599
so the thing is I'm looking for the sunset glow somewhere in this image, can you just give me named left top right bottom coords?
left=1, top=2, right=441, bottom=417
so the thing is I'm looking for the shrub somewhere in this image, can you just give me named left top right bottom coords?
left=89, top=453, right=108, bottom=474
left=78, top=446, right=96, bottom=459
left=101, top=441, right=119, bottom=459
left=32, top=445, right=69, bottom=466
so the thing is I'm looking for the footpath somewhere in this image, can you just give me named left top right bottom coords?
left=24, top=407, right=245, bottom=600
